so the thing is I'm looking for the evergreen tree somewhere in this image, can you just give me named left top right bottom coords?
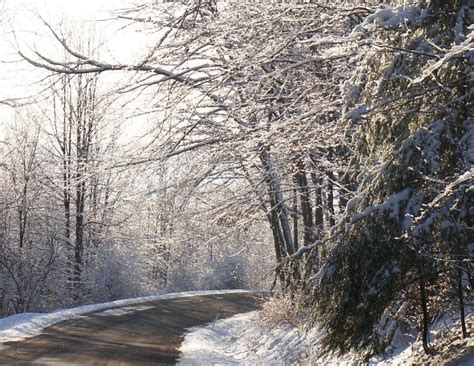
left=310, top=0, right=472, bottom=355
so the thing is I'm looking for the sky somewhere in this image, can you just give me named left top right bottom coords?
left=6, top=0, right=134, bottom=19
left=0, top=0, right=148, bottom=79
left=1, top=0, right=144, bottom=69
left=0, top=0, right=157, bottom=139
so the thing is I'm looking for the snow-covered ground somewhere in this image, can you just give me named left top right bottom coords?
left=179, top=311, right=473, bottom=365
left=178, top=311, right=363, bottom=365
left=0, top=289, right=252, bottom=345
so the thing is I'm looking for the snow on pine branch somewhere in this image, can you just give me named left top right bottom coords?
left=351, top=4, right=425, bottom=35
left=413, top=23, right=474, bottom=84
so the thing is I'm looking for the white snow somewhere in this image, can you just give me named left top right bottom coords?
left=93, top=304, right=155, bottom=317
left=0, top=289, right=252, bottom=345
left=350, top=188, right=413, bottom=224
left=179, top=311, right=300, bottom=365
left=413, top=28, right=474, bottom=84
left=343, top=104, right=367, bottom=121
left=179, top=311, right=472, bottom=365
left=179, top=311, right=358, bottom=365
left=351, top=5, right=422, bottom=34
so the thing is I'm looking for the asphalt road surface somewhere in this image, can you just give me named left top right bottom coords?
left=0, top=292, right=262, bottom=365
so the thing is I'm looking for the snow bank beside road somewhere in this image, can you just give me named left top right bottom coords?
left=178, top=311, right=361, bottom=365
left=179, top=311, right=413, bottom=365
left=0, top=289, right=252, bottom=344
left=180, top=311, right=473, bottom=365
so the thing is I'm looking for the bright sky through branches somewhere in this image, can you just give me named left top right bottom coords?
left=0, top=0, right=147, bottom=138
left=10, top=0, right=133, bottom=19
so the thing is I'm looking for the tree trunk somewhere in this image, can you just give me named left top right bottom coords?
left=326, top=172, right=336, bottom=227
left=73, top=181, right=85, bottom=301
left=292, top=187, right=299, bottom=250
left=260, top=146, right=296, bottom=255
left=265, top=204, right=286, bottom=285
left=458, top=267, right=469, bottom=338
left=338, top=171, right=350, bottom=212
left=311, top=172, right=324, bottom=237
left=295, top=163, right=314, bottom=246
left=418, top=263, right=433, bottom=355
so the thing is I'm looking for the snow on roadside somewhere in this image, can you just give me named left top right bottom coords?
left=0, top=289, right=252, bottom=345
left=179, top=311, right=472, bottom=365
left=178, top=311, right=361, bottom=365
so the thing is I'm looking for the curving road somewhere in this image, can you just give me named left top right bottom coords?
left=0, top=292, right=262, bottom=365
